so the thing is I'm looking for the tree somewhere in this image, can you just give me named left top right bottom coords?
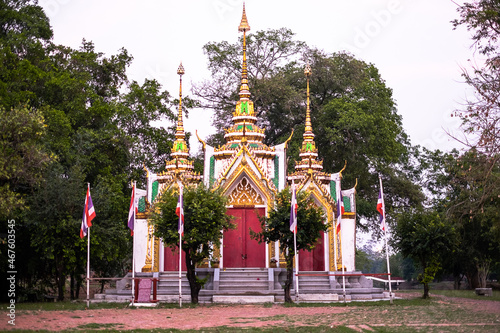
left=150, top=184, right=233, bottom=304
left=0, top=105, right=50, bottom=217
left=251, top=188, right=327, bottom=303
left=392, top=209, right=457, bottom=298
left=0, top=0, right=183, bottom=300
left=194, top=30, right=424, bottom=233
left=451, top=1, right=499, bottom=223
left=442, top=149, right=500, bottom=288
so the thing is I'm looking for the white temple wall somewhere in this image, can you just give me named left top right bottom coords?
left=341, top=218, right=356, bottom=271
left=133, top=218, right=148, bottom=273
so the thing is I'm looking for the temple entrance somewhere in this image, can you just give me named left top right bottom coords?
left=299, top=230, right=325, bottom=271
left=223, top=207, right=265, bottom=267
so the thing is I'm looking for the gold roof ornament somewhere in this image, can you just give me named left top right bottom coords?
left=295, top=63, right=323, bottom=173
left=166, top=62, right=194, bottom=174
left=214, top=2, right=276, bottom=161
left=239, top=2, right=251, bottom=101
left=238, top=2, right=250, bottom=32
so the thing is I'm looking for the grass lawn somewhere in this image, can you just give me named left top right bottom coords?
left=2, top=292, right=499, bottom=332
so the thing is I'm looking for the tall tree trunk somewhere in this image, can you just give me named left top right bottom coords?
left=476, top=261, right=490, bottom=288
left=70, top=273, right=75, bottom=300
left=56, top=258, right=65, bottom=301
left=423, top=282, right=430, bottom=299
left=185, top=251, right=201, bottom=304
left=466, top=268, right=480, bottom=289
left=76, top=276, right=82, bottom=299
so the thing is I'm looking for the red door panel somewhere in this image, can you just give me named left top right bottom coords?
left=224, top=207, right=265, bottom=268
left=244, top=208, right=265, bottom=267
left=223, top=209, right=244, bottom=267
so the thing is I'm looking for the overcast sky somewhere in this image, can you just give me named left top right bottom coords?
left=39, top=0, right=473, bottom=152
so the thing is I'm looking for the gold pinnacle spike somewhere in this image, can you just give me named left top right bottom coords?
left=304, top=63, right=311, bottom=76
left=177, top=62, right=185, bottom=76
left=238, top=2, right=250, bottom=32
left=304, top=63, right=313, bottom=134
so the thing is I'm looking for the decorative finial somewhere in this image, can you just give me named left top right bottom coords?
left=239, top=3, right=251, bottom=100
left=169, top=62, right=190, bottom=165
left=238, top=2, right=250, bottom=32
left=304, top=63, right=312, bottom=134
left=304, top=63, right=311, bottom=76
left=177, top=62, right=185, bottom=76
left=176, top=62, right=185, bottom=132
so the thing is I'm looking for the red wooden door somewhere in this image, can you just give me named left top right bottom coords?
left=299, top=230, right=325, bottom=271
left=163, top=246, right=186, bottom=271
left=223, top=207, right=265, bottom=268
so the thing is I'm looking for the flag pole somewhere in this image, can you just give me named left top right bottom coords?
left=86, top=183, right=90, bottom=308
left=379, top=176, right=393, bottom=304
left=294, top=228, right=299, bottom=301
left=290, top=182, right=299, bottom=302
left=178, top=184, right=183, bottom=308
left=131, top=181, right=136, bottom=305
left=340, top=217, right=346, bottom=303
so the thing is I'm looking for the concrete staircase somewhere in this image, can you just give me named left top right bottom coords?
left=95, top=269, right=390, bottom=304
left=298, top=271, right=332, bottom=294
left=218, top=268, right=270, bottom=294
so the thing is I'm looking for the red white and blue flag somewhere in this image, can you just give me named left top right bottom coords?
left=80, top=185, right=96, bottom=239
left=128, top=183, right=136, bottom=236
left=336, top=191, right=344, bottom=233
left=289, top=184, right=298, bottom=233
left=331, top=173, right=343, bottom=233
left=377, top=178, right=386, bottom=231
left=176, top=184, right=184, bottom=236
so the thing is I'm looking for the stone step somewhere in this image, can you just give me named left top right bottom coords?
left=213, top=295, right=275, bottom=304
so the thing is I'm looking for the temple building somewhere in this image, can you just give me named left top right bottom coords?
left=133, top=4, right=358, bottom=275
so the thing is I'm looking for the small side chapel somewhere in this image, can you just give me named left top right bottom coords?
left=133, top=5, right=357, bottom=275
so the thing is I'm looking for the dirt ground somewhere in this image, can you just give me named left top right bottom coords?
left=2, top=292, right=500, bottom=331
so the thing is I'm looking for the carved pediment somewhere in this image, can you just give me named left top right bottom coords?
left=228, top=177, right=264, bottom=205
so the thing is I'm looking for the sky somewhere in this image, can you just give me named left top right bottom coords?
left=39, top=0, right=473, bottom=153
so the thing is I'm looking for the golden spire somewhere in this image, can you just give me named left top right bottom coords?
left=165, top=63, right=195, bottom=174
left=304, top=63, right=313, bottom=137
left=176, top=62, right=185, bottom=136
left=238, top=2, right=251, bottom=100
left=295, top=63, right=322, bottom=173
left=170, top=63, right=189, bottom=160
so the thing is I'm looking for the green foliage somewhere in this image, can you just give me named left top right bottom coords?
left=0, top=0, right=184, bottom=301
left=194, top=29, right=424, bottom=234
left=0, top=105, right=50, bottom=217
left=393, top=209, right=457, bottom=298
left=251, top=188, right=328, bottom=302
left=150, top=184, right=233, bottom=303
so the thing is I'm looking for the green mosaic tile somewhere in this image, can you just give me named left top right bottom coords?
left=343, top=196, right=351, bottom=212
left=209, top=155, right=215, bottom=187
left=152, top=180, right=159, bottom=202
left=330, top=181, right=336, bottom=201
left=138, top=196, right=146, bottom=213
left=273, top=155, right=279, bottom=189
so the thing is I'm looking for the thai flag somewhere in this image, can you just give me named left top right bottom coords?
left=336, top=192, right=344, bottom=233
left=289, top=184, right=298, bottom=233
left=80, top=185, right=96, bottom=238
left=128, top=183, right=136, bottom=236
left=377, top=180, right=386, bottom=231
left=176, top=184, right=184, bottom=236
